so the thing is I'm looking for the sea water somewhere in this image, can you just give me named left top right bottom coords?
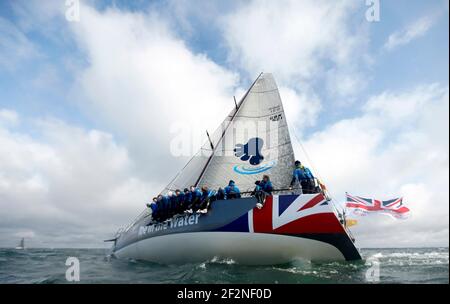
left=0, top=247, right=447, bottom=284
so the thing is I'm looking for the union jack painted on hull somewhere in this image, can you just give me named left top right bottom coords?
left=217, top=194, right=345, bottom=234
left=213, top=194, right=361, bottom=261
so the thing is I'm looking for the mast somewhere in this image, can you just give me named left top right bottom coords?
left=194, top=72, right=263, bottom=187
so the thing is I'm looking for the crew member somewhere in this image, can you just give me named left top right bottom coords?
left=290, top=160, right=315, bottom=194
left=182, top=188, right=191, bottom=213
left=146, top=197, right=158, bottom=221
left=216, top=187, right=225, bottom=200
left=155, top=195, right=165, bottom=222
left=186, top=186, right=202, bottom=213
left=175, top=189, right=185, bottom=214
left=196, top=186, right=214, bottom=213
left=260, top=175, right=273, bottom=195
left=167, top=191, right=177, bottom=218
left=224, top=180, right=241, bottom=199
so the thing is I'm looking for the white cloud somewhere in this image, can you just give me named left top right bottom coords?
left=0, top=17, right=38, bottom=70
left=384, top=16, right=435, bottom=51
left=296, top=84, right=449, bottom=247
left=70, top=4, right=240, bottom=181
left=280, top=86, right=322, bottom=133
left=221, top=0, right=370, bottom=99
left=0, top=109, right=19, bottom=126
left=0, top=110, right=155, bottom=247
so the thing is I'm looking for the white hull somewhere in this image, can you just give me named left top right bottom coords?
left=114, top=232, right=345, bottom=265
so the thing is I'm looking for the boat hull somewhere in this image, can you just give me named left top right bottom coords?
left=111, top=194, right=361, bottom=264
left=114, top=232, right=346, bottom=265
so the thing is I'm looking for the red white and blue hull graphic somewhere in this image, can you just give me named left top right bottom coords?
left=112, top=194, right=361, bottom=265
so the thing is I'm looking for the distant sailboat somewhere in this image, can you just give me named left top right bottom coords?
left=15, top=238, right=25, bottom=250
left=108, top=73, right=361, bottom=265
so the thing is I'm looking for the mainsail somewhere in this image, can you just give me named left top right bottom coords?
left=163, top=73, right=295, bottom=193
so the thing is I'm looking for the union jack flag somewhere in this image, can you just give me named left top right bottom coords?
left=345, top=193, right=410, bottom=219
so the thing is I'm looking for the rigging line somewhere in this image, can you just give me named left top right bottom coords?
left=161, top=149, right=203, bottom=194
left=194, top=72, right=264, bottom=187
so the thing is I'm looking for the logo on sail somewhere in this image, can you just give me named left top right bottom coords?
left=233, top=137, right=275, bottom=174
left=234, top=137, right=264, bottom=165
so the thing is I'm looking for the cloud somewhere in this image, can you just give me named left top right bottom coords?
left=280, top=86, right=322, bottom=133
left=0, top=17, right=38, bottom=70
left=297, top=84, right=449, bottom=247
left=0, top=109, right=19, bottom=127
left=0, top=110, right=155, bottom=247
left=384, top=16, right=435, bottom=51
left=220, top=0, right=370, bottom=99
left=70, top=4, right=240, bottom=182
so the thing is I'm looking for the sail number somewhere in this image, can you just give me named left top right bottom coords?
left=269, top=114, right=283, bottom=121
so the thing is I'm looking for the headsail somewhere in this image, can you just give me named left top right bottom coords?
left=163, top=73, right=295, bottom=193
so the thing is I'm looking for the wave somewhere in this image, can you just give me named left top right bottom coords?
left=369, top=251, right=448, bottom=260
left=365, top=250, right=449, bottom=267
left=208, top=256, right=236, bottom=265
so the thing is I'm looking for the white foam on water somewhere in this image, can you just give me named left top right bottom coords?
left=208, top=256, right=236, bottom=265
left=366, top=250, right=449, bottom=266
left=198, top=262, right=207, bottom=269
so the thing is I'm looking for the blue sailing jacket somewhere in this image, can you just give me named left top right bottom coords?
left=304, top=167, right=314, bottom=179
left=191, top=188, right=202, bottom=201
left=260, top=180, right=273, bottom=194
left=293, top=166, right=314, bottom=180
left=162, top=196, right=170, bottom=211
left=200, top=190, right=214, bottom=201
left=177, top=193, right=185, bottom=205
left=224, top=185, right=241, bottom=198
left=169, top=195, right=178, bottom=210
left=150, top=203, right=158, bottom=214
left=184, top=192, right=192, bottom=204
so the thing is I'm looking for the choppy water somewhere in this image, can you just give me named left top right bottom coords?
left=0, top=247, right=448, bottom=284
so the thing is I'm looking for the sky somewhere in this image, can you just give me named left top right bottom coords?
left=0, top=0, right=448, bottom=248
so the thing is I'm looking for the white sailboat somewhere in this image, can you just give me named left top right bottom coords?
left=108, top=73, right=361, bottom=265
left=15, top=238, right=25, bottom=250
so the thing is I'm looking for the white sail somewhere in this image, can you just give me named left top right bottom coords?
left=196, top=73, right=295, bottom=192
left=163, top=73, right=295, bottom=193
left=161, top=99, right=240, bottom=193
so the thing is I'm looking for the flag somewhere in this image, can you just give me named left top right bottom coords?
left=345, top=193, right=410, bottom=219
left=345, top=219, right=358, bottom=227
